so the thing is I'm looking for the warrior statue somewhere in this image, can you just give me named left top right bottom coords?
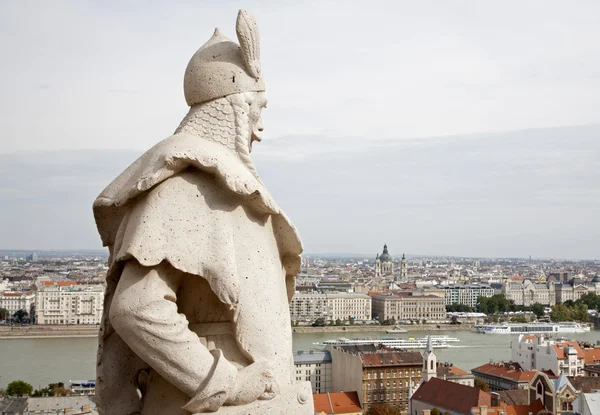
left=93, top=10, right=312, bottom=415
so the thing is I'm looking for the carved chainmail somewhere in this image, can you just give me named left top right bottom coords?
left=175, top=93, right=259, bottom=178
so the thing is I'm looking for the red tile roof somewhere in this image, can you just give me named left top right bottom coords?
left=313, top=392, right=362, bottom=414
left=42, top=281, right=77, bottom=287
left=471, top=362, right=537, bottom=382
left=437, top=362, right=470, bottom=377
left=412, top=377, right=491, bottom=415
left=552, top=341, right=584, bottom=359
left=361, top=351, right=423, bottom=367
left=583, top=348, right=600, bottom=365
left=505, top=399, right=545, bottom=415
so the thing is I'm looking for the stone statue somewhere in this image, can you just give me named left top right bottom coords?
left=92, top=10, right=312, bottom=415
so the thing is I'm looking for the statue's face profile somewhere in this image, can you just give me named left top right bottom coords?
left=248, top=91, right=267, bottom=152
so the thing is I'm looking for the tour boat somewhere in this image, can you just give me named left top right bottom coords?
left=314, top=336, right=459, bottom=349
left=472, top=322, right=591, bottom=334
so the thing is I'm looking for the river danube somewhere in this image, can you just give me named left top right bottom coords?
left=1, top=330, right=598, bottom=388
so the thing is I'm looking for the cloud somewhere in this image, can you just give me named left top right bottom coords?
left=0, top=125, right=598, bottom=259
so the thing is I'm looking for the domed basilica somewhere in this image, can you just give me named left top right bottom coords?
left=375, top=244, right=407, bottom=280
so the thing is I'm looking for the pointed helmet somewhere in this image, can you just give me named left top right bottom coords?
left=183, top=10, right=265, bottom=106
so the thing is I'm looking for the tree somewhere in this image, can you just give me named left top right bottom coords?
left=531, top=303, right=545, bottom=319
left=0, top=307, right=9, bottom=320
left=311, top=318, right=326, bottom=327
left=12, top=309, right=28, bottom=323
left=474, top=378, right=489, bottom=392
left=6, top=380, right=33, bottom=397
left=572, top=303, right=589, bottom=322
left=564, top=300, right=576, bottom=307
left=510, top=315, right=527, bottom=323
left=576, top=293, right=600, bottom=310
left=430, top=409, right=441, bottom=415
left=335, top=319, right=343, bottom=326
left=381, top=318, right=396, bottom=326
left=367, top=405, right=402, bottom=415
left=550, top=304, right=572, bottom=322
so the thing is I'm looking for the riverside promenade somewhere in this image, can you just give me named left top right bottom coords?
left=0, top=325, right=100, bottom=339
left=292, top=323, right=473, bottom=334
left=0, top=323, right=474, bottom=339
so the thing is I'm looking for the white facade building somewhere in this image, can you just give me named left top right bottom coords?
left=502, top=279, right=556, bottom=306
left=290, top=293, right=372, bottom=323
left=36, top=282, right=104, bottom=325
left=326, top=293, right=372, bottom=321
left=0, top=291, right=35, bottom=317
left=441, top=284, right=495, bottom=308
left=511, top=334, right=585, bottom=376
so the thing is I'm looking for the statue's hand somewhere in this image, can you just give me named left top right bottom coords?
left=226, top=358, right=279, bottom=405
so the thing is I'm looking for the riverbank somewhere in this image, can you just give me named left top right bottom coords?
left=0, top=325, right=99, bottom=339
left=0, top=323, right=473, bottom=338
left=292, top=323, right=473, bottom=334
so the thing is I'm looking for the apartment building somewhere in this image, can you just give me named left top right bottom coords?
left=440, top=284, right=495, bottom=308
left=0, top=291, right=35, bottom=318
left=293, top=350, right=332, bottom=393
left=371, top=293, right=446, bottom=322
left=289, top=293, right=371, bottom=323
left=328, top=344, right=423, bottom=414
left=35, top=281, right=104, bottom=325
left=511, top=334, right=585, bottom=376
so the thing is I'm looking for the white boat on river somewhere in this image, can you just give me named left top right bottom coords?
left=472, top=322, right=591, bottom=334
left=313, top=336, right=459, bottom=349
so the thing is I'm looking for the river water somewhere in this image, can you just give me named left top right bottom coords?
left=1, top=330, right=598, bottom=389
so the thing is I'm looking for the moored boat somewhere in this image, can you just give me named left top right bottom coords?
left=472, top=322, right=591, bottom=334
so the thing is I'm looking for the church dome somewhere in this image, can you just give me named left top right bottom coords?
left=379, top=244, right=392, bottom=263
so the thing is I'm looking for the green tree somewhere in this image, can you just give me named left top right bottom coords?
left=572, top=303, right=589, bottom=322
left=311, top=318, right=326, bottom=327
left=474, top=378, right=489, bottom=392
left=550, top=304, right=571, bottom=322
left=0, top=307, right=10, bottom=320
left=335, top=319, right=343, bottom=326
left=12, top=309, right=28, bottom=323
left=531, top=303, right=545, bottom=319
left=510, top=315, right=527, bottom=323
left=576, top=293, right=600, bottom=310
left=430, top=409, right=441, bottom=415
left=564, top=300, right=576, bottom=307
left=6, top=380, right=33, bottom=397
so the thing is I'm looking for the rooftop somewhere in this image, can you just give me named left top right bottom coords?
left=361, top=350, right=423, bottom=367
left=411, top=377, right=491, bottom=415
left=313, top=391, right=362, bottom=414
left=471, top=362, right=545, bottom=383
left=293, top=350, right=332, bottom=365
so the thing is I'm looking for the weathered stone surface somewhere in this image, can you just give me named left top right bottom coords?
left=93, top=9, right=312, bottom=415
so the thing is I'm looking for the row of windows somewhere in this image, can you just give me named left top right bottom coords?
left=366, top=369, right=420, bottom=379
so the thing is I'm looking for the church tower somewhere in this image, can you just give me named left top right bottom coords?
left=423, top=335, right=437, bottom=382
left=375, top=244, right=393, bottom=278
left=400, top=253, right=407, bottom=279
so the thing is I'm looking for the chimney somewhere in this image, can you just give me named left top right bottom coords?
left=479, top=405, right=488, bottom=415
left=422, top=410, right=431, bottom=415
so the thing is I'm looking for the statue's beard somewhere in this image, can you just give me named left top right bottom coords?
left=175, top=95, right=259, bottom=178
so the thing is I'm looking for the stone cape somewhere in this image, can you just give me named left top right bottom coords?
left=93, top=133, right=309, bottom=414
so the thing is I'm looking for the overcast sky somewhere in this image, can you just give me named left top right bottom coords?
left=1, top=1, right=599, bottom=258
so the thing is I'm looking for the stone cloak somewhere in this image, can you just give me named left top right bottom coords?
left=92, top=133, right=303, bottom=413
